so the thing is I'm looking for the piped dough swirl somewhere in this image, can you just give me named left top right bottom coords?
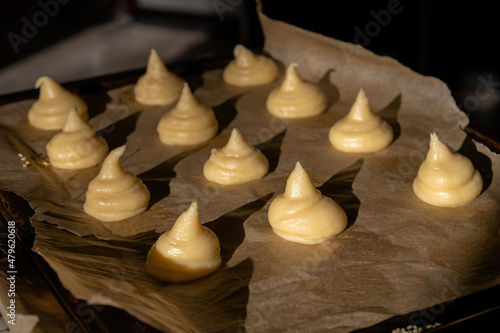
left=329, top=89, right=393, bottom=152
left=268, top=162, right=347, bottom=245
left=28, top=76, right=88, bottom=130
left=157, top=83, right=218, bottom=145
left=413, top=133, right=483, bottom=207
left=146, top=202, right=222, bottom=282
left=84, top=146, right=150, bottom=222
left=134, top=49, right=185, bottom=106
left=223, top=44, right=279, bottom=86
left=203, top=128, right=269, bottom=185
left=46, top=107, right=108, bottom=169
left=266, top=63, right=328, bottom=119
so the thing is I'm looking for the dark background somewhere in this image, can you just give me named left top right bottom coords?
left=1, top=0, right=498, bottom=138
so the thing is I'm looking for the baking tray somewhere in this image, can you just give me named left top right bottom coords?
left=0, top=52, right=230, bottom=333
left=1, top=51, right=499, bottom=332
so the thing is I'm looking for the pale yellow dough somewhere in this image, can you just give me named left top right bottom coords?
left=222, top=44, right=279, bottom=86
left=329, top=89, right=393, bottom=152
left=157, top=83, right=218, bottom=145
left=46, top=107, right=108, bottom=169
left=268, top=162, right=347, bottom=245
left=146, top=202, right=222, bottom=282
left=84, top=146, right=150, bottom=222
left=413, top=133, right=483, bottom=207
left=266, top=63, right=328, bottom=119
left=134, top=49, right=185, bottom=106
left=203, top=128, right=269, bottom=185
left=28, top=76, right=88, bottom=130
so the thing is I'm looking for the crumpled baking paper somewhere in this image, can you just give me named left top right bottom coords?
left=0, top=3, right=499, bottom=332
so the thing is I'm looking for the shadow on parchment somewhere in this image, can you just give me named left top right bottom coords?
left=256, top=129, right=286, bottom=175
left=212, top=95, right=239, bottom=135
left=78, top=81, right=112, bottom=120
left=457, top=135, right=493, bottom=194
left=162, top=258, right=254, bottom=333
left=205, top=192, right=274, bottom=266
left=179, top=58, right=211, bottom=93
left=378, top=93, right=402, bottom=144
left=318, top=159, right=364, bottom=231
left=97, top=111, right=142, bottom=151
left=317, top=69, right=340, bottom=108
left=138, top=145, right=207, bottom=208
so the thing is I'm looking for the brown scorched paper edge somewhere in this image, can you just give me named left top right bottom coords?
left=0, top=2, right=499, bottom=332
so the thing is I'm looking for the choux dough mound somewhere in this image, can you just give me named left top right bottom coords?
left=84, top=146, right=150, bottom=222
left=46, top=107, right=108, bottom=169
left=157, top=83, right=218, bottom=146
left=203, top=128, right=269, bottom=185
left=329, top=89, right=393, bottom=153
left=413, top=133, right=483, bottom=207
left=266, top=63, right=328, bottom=119
left=222, top=44, right=279, bottom=87
left=268, top=162, right=347, bottom=245
left=28, top=76, right=88, bottom=131
left=146, top=202, right=222, bottom=282
left=134, top=49, right=185, bottom=106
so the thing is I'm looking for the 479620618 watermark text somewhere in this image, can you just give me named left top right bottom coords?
left=5, top=220, right=17, bottom=326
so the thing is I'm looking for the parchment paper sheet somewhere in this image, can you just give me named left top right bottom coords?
left=1, top=4, right=499, bottom=332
